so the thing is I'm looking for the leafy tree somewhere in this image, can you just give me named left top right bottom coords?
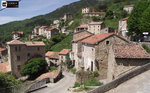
left=0, top=73, right=21, bottom=88
left=92, top=16, right=100, bottom=22
left=139, top=6, right=150, bottom=33
left=21, top=58, right=48, bottom=79
left=127, top=0, right=150, bottom=35
left=106, top=10, right=114, bottom=19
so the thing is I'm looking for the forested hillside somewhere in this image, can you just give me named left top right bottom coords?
left=0, top=0, right=98, bottom=43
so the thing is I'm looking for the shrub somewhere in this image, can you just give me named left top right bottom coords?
left=21, top=58, right=48, bottom=79
left=50, top=66, right=57, bottom=71
left=83, top=78, right=103, bottom=86
left=73, top=82, right=80, bottom=88
left=142, top=44, right=150, bottom=53
left=93, top=71, right=99, bottom=77
left=70, top=68, right=76, bottom=74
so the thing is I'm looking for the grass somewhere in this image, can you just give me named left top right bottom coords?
left=142, top=44, right=150, bottom=53
left=50, top=66, right=57, bottom=71
left=50, top=34, right=73, bottom=52
left=73, top=86, right=92, bottom=92
left=70, top=68, right=76, bottom=74
left=83, top=78, right=103, bottom=86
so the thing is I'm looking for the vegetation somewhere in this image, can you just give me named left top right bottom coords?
left=70, top=68, right=77, bottom=74
left=50, top=34, right=73, bottom=52
left=21, top=58, right=48, bottom=79
left=73, top=82, right=80, bottom=88
left=50, top=66, right=58, bottom=71
left=0, top=73, right=21, bottom=88
left=93, top=71, right=99, bottom=77
left=127, top=0, right=150, bottom=36
left=142, top=44, right=150, bottom=53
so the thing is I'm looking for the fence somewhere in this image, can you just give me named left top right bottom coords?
left=87, top=62, right=150, bottom=93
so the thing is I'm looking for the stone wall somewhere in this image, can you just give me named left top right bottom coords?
left=87, top=62, right=150, bottom=93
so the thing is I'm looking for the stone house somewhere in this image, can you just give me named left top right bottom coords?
left=59, top=49, right=71, bottom=63
left=53, top=20, right=60, bottom=25
left=75, top=25, right=88, bottom=32
left=39, top=26, right=48, bottom=36
left=45, top=51, right=59, bottom=66
left=0, top=48, right=7, bottom=63
left=63, top=13, right=73, bottom=21
left=72, top=31, right=93, bottom=69
left=81, top=33, right=130, bottom=79
left=88, top=22, right=105, bottom=34
left=82, top=7, right=91, bottom=14
left=101, top=27, right=115, bottom=34
left=33, top=26, right=41, bottom=35
left=107, top=43, right=150, bottom=82
left=123, top=4, right=134, bottom=14
left=7, top=40, right=45, bottom=78
left=45, top=27, right=59, bottom=39
left=118, top=17, right=129, bottom=37
left=12, top=31, right=24, bottom=40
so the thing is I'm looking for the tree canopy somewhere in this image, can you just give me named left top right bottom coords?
left=21, top=58, right=48, bottom=79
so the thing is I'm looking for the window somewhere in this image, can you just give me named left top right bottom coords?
left=106, top=41, right=109, bottom=45
left=17, top=65, right=21, bottom=70
left=15, top=46, right=17, bottom=51
left=17, top=56, right=20, bottom=61
left=37, top=47, right=40, bottom=51
left=27, top=53, right=30, bottom=57
left=19, top=46, right=21, bottom=51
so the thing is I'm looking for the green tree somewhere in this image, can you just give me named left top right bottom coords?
left=139, top=6, right=150, bottom=33
left=21, top=58, right=48, bottom=79
left=0, top=73, right=21, bottom=88
left=127, top=0, right=150, bottom=35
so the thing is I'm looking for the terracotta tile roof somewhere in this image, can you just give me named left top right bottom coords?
left=45, top=51, right=59, bottom=59
left=34, top=26, right=41, bottom=29
left=40, top=26, right=48, bottom=29
left=59, top=49, right=71, bottom=55
left=7, top=40, right=45, bottom=46
left=121, top=17, right=129, bottom=21
left=12, top=31, right=24, bottom=35
left=72, top=34, right=93, bottom=43
left=25, top=42, right=45, bottom=46
left=7, top=40, right=25, bottom=45
left=0, top=48, right=6, bottom=52
left=113, top=44, right=150, bottom=59
left=36, top=69, right=60, bottom=81
left=0, top=62, right=11, bottom=73
left=124, top=4, right=134, bottom=8
left=82, top=33, right=114, bottom=44
left=89, top=21, right=103, bottom=25
left=73, top=31, right=92, bottom=35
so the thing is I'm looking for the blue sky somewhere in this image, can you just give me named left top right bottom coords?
left=0, top=0, right=79, bottom=25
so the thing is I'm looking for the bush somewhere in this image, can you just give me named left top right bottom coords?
left=21, top=58, right=48, bottom=79
left=83, top=78, right=103, bottom=86
left=142, top=44, right=150, bottom=53
left=70, top=68, right=76, bottom=74
left=50, top=66, right=57, bottom=71
left=73, top=82, right=80, bottom=88
left=93, top=71, right=99, bottom=77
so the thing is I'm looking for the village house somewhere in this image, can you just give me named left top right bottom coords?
left=39, top=26, right=48, bottom=36
left=7, top=40, right=45, bottom=78
left=45, top=27, right=59, bottom=39
left=0, top=62, right=11, bottom=73
left=75, top=25, right=88, bottom=32
left=12, top=31, right=24, bottom=40
left=107, top=43, right=150, bottom=82
left=59, top=49, right=71, bottom=63
left=63, top=13, right=73, bottom=21
left=82, top=7, right=91, bottom=14
left=88, top=22, right=105, bottom=34
left=118, top=17, right=129, bottom=37
left=123, top=4, right=134, bottom=14
left=80, top=33, right=130, bottom=79
left=53, top=20, right=60, bottom=25
left=101, top=27, right=115, bottom=34
left=72, top=31, right=93, bottom=69
left=33, top=26, right=41, bottom=35
left=0, top=48, right=7, bottom=63
left=45, top=51, right=59, bottom=66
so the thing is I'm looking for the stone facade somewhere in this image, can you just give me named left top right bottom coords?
left=12, top=32, right=24, bottom=40
left=59, top=49, right=71, bottom=63
left=7, top=40, right=45, bottom=78
left=63, top=13, right=73, bottom=21
left=82, top=7, right=91, bottom=14
left=88, top=22, right=105, bottom=34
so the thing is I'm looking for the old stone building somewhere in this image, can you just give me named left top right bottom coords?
left=75, top=25, right=88, bottom=32
left=107, top=43, right=150, bottom=82
left=82, top=7, right=91, bottom=14
left=7, top=40, right=45, bottom=78
left=59, top=49, right=71, bottom=63
left=118, top=17, right=129, bottom=37
left=88, top=22, right=105, bottom=34
left=123, top=4, right=134, bottom=14
left=101, top=27, right=115, bottom=34
left=12, top=31, right=24, bottom=40
left=81, top=33, right=130, bottom=79
left=63, top=13, right=73, bottom=21
left=45, top=27, right=59, bottom=39
left=33, top=26, right=41, bottom=35
left=72, top=31, right=93, bottom=69
left=45, top=51, right=59, bottom=66
left=39, top=26, right=48, bottom=36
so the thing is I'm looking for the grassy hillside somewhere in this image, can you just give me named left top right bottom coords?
left=0, top=0, right=98, bottom=43
left=50, top=34, right=73, bottom=52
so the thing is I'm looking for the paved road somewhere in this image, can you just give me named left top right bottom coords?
left=106, top=70, right=150, bottom=93
left=32, top=72, right=76, bottom=93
